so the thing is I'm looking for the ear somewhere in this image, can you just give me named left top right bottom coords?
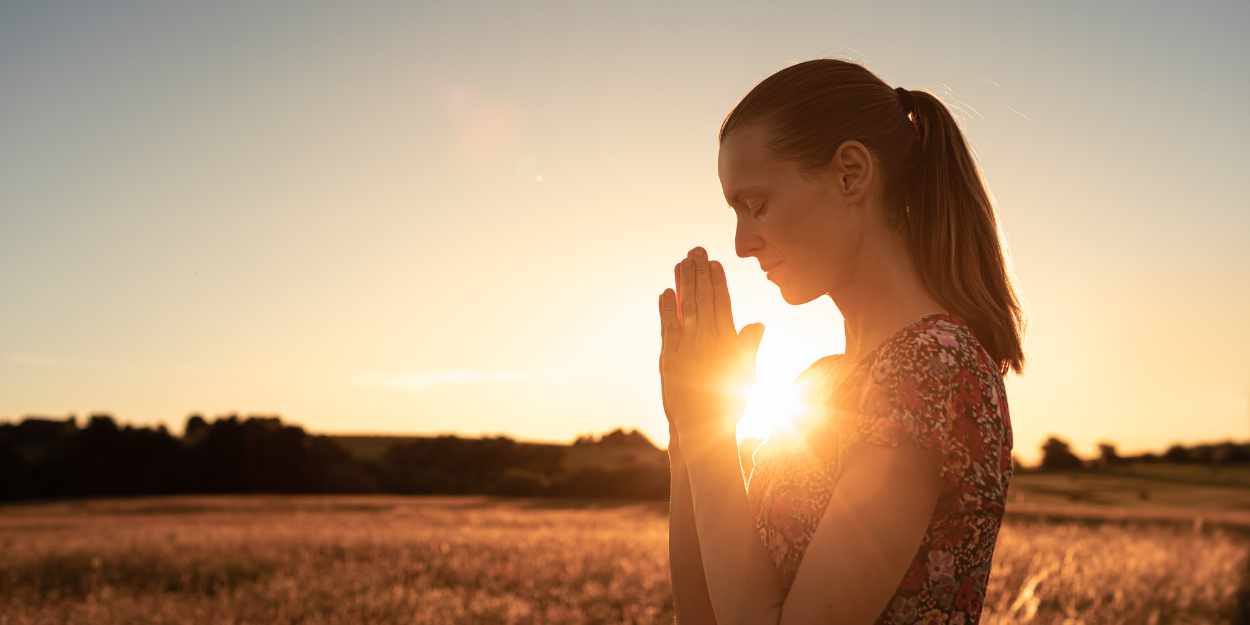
left=829, top=140, right=874, bottom=205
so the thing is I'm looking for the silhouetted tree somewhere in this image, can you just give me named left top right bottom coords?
left=1212, top=441, right=1245, bottom=464
left=573, top=428, right=657, bottom=448
left=1097, top=443, right=1121, bottom=467
left=1040, top=437, right=1083, bottom=471
left=196, top=416, right=248, bottom=492
left=184, top=414, right=210, bottom=441
left=1164, top=444, right=1190, bottom=464
left=0, top=413, right=674, bottom=501
left=377, top=435, right=565, bottom=495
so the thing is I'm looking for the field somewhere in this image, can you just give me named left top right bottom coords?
left=1, top=495, right=1247, bottom=625
left=1008, top=465, right=1250, bottom=510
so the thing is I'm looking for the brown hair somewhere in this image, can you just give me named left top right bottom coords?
left=721, top=59, right=1026, bottom=374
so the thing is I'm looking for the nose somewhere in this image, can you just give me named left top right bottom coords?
left=735, top=215, right=763, bottom=259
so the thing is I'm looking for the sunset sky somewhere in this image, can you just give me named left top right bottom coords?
left=1, top=1, right=1247, bottom=463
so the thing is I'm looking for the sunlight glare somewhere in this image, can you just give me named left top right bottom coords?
left=736, top=327, right=830, bottom=442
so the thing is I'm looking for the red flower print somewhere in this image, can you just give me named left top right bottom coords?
left=955, top=577, right=978, bottom=610
left=900, top=556, right=928, bottom=592
left=954, top=369, right=981, bottom=406
left=873, top=358, right=895, bottom=383
left=927, top=328, right=959, bottom=348
left=931, top=524, right=970, bottom=551
left=897, top=377, right=924, bottom=411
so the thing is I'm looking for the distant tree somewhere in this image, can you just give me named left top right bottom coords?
left=1040, top=437, right=1083, bottom=471
left=572, top=428, right=657, bottom=448
left=0, top=413, right=675, bottom=501
left=1164, top=444, right=1190, bottom=464
left=1097, top=443, right=1121, bottom=466
left=184, top=414, right=210, bottom=441
left=1211, top=441, right=1245, bottom=464
left=196, top=416, right=249, bottom=492
left=378, top=435, right=565, bottom=495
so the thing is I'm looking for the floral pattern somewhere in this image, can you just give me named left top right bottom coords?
left=746, top=314, right=1013, bottom=625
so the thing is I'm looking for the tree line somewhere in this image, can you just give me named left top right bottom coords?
left=1035, top=436, right=1250, bottom=471
left=5, top=413, right=1243, bottom=502
left=0, top=414, right=669, bottom=502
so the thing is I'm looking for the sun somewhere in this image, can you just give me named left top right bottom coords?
left=736, top=330, right=829, bottom=442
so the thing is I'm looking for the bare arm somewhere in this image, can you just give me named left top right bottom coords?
left=668, top=430, right=719, bottom=625
left=681, top=431, right=945, bottom=625
left=661, top=285, right=718, bottom=625
left=680, top=424, right=787, bottom=624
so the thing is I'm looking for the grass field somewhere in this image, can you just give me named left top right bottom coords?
left=1009, top=466, right=1250, bottom=511
left=1, top=495, right=1246, bottom=624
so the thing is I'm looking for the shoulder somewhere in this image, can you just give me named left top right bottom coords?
left=849, top=314, right=1000, bottom=434
left=869, top=314, right=997, bottom=384
left=847, top=314, right=1007, bottom=488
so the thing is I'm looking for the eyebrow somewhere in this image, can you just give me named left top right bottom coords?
left=727, top=186, right=763, bottom=208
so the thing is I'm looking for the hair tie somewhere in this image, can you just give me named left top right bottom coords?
left=895, top=87, right=915, bottom=115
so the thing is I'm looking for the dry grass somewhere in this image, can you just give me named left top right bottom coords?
left=983, top=520, right=1246, bottom=624
left=0, top=496, right=1245, bottom=624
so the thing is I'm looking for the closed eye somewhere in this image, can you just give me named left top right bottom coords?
left=753, top=202, right=768, bottom=218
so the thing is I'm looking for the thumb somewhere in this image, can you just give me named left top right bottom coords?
left=737, top=323, right=765, bottom=365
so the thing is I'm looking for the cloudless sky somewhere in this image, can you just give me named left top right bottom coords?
left=2, top=0, right=1247, bottom=462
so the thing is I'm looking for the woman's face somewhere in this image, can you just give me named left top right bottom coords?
left=718, top=124, right=869, bottom=305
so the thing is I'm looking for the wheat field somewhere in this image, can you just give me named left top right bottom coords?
left=0, top=496, right=1245, bottom=624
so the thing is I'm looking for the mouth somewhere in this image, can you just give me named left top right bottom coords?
left=760, top=261, right=783, bottom=273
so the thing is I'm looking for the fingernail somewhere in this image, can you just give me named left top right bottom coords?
left=682, top=258, right=693, bottom=268
left=693, top=247, right=706, bottom=258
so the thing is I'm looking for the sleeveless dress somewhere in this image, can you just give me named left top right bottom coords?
left=745, top=314, right=1013, bottom=625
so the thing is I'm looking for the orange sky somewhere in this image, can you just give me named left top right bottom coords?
left=1, top=2, right=1247, bottom=463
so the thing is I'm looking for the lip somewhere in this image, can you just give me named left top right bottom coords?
left=760, top=261, right=783, bottom=273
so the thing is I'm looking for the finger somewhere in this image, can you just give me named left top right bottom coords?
left=738, top=323, right=765, bottom=367
left=710, top=260, right=736, bottom=337
left=673, top=262, right=683, bottom=326
left=679, top=257, right=697, bottom=338
left=691, top=247, right=715, bottom=337
left=659, top=292, right=677, bottom=426
left=661, top=289, right=681, bottom=362
left=660, top=291, right=670, bottom=337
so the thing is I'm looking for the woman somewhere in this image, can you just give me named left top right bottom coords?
left=658, top=59, right=1024, bottom=625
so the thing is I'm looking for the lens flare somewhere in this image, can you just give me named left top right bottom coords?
left=737, top=374, right=813, bottom=441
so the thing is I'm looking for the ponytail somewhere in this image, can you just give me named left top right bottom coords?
left=905, top=90, right=1026, bottom=374
left=721, top=60, right=1026, bottom=374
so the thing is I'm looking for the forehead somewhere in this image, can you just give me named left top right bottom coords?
left=717, top=125, right=793, bottom=202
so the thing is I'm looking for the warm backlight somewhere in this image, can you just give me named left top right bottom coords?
left=736, top=335, right=824, bottom=442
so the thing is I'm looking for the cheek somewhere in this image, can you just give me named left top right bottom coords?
left=785, top=206, right=840, bottom=265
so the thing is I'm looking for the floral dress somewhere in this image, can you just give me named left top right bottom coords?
left=745, top=314, right=1013, bottom=625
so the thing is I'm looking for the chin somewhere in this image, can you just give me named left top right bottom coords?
left=775, top=280, right=825, bottom=306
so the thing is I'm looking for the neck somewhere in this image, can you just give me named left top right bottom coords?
left=830, top=229, right=944, bottom=366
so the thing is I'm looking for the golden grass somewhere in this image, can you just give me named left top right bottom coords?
left=0, top=496, right=1245, bottom=624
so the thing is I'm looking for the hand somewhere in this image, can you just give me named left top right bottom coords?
left=658, top=247, right=765, bottom=442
